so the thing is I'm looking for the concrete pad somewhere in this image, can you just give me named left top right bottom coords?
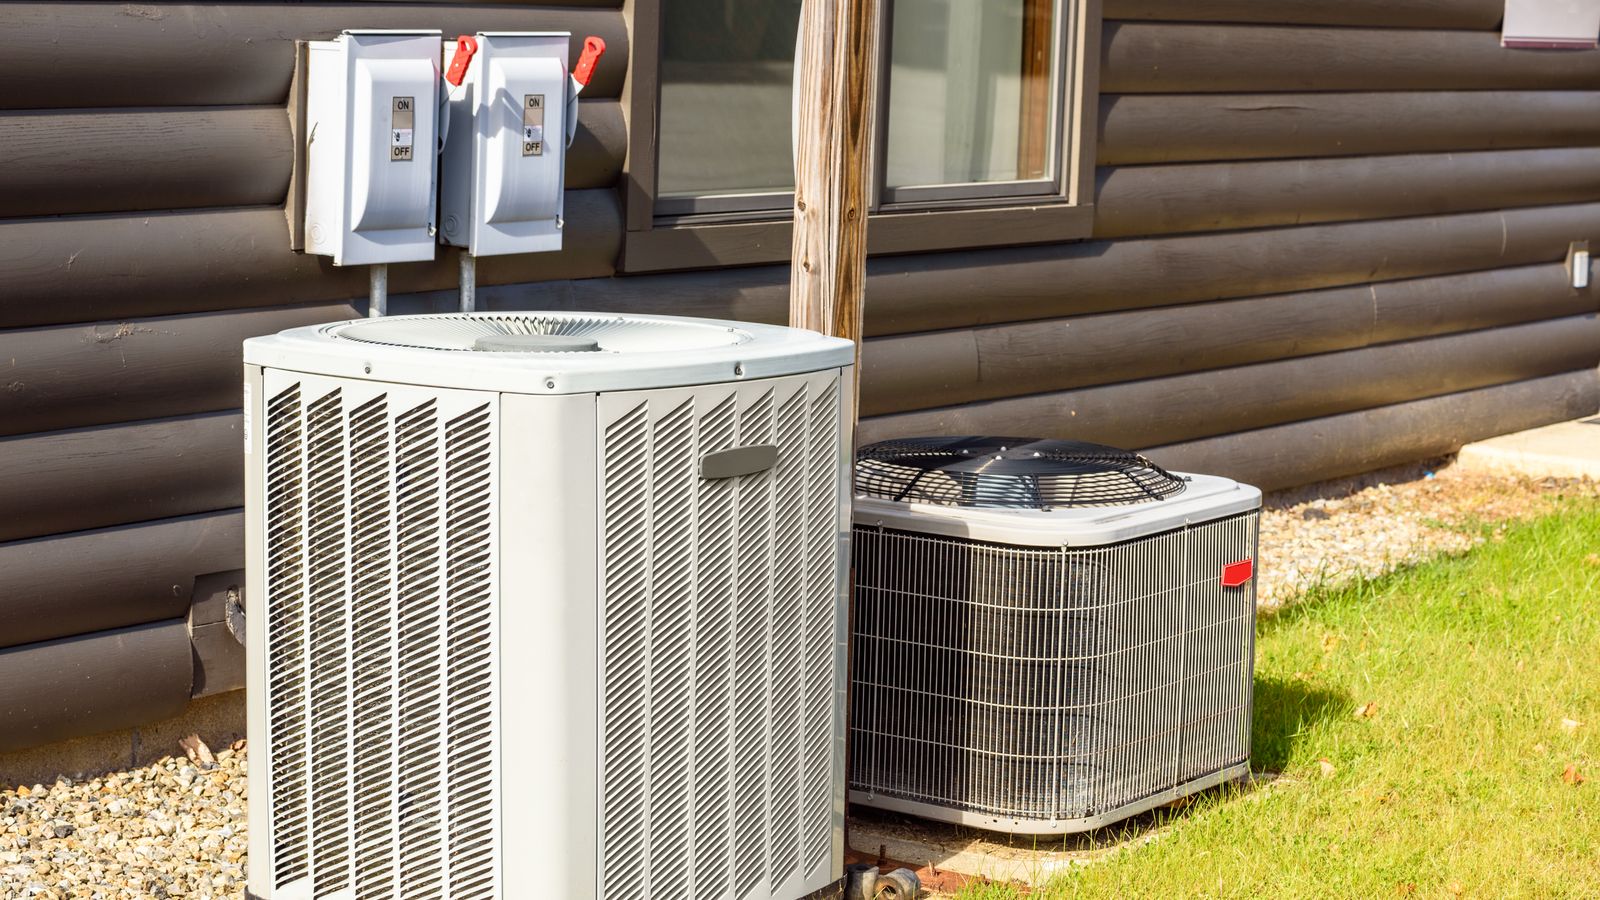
left=1456, top=415, right=1600, bottom=480
left=844, top=774, right=1283, bottom=892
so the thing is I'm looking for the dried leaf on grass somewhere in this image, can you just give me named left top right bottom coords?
left=1562, top=764, right=1585, bottom=786
left=1447, top=881, right=1465, bottom=896
left=1317, top=759, right=1337, bottom=778
left=1353, top=701, right=1379, bottom=720
left=1560, top=718, right=1584, bottom=734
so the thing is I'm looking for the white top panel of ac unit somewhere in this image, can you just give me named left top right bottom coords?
left=243, top=311, right=856, bottom=394
left=854, top=472, right=1262, bottom=548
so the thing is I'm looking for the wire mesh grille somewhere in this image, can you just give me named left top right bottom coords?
left=849, top=512, right=1258, bottom=827
left=855, top=436, right=1187, bottom=510
left=261, top=378, right=499, bottom=899
left=597, top=372, right=846, bottom=900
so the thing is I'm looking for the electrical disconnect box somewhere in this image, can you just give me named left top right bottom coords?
left=305, top=30, right=442, bottom=266
left=440, top=33, right=596, bottom=257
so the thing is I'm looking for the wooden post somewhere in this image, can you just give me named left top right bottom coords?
left=792, top=0, right=875, bottom=869
left=790, top=0, right=877, bottom=403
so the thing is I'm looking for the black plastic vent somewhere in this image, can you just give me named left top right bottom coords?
left=855, top=436, right=1186, bottom=510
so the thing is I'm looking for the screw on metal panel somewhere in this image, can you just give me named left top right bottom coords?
left=734, top=363, right=745, bottom=377
left=545, top=379, right=556, bottom=389
left=363, top=364, right=372, bottom=374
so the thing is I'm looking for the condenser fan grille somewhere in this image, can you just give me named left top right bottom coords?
left=855, top=436, right=1186, bottom=509
left=330, top=313, right=752, bottom=354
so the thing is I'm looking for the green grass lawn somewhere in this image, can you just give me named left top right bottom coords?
left=957, top=499, right=1600, bottom=899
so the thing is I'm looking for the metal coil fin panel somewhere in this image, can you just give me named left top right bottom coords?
left=849, top=512, right=1259, bottom=829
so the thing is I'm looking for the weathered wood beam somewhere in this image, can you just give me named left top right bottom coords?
left=1102, top=23, right=1600, bottom=93
left=0, top=101, right=625, bottom=219
left=537, top=203, right=1600, bottom=340
left=0, top=620, right=193, bottom=753
left=0, top=191, right=621, bottom=329
left=860, top=203, right=1600, bottom=336
left=0, top=303, right=360, bottom=438
left=0, top=4, right=629, bottom=109
left=1094, top=147, right=1600, bottom=239
left=0, top=412, right=242, bottom=543
left=1104, top=0, right=1504, bottom=30
left=1144, top=371, right=1600, bottom=491
left=858, top=316, right=1600, bottom=449
left=790, top=0, right=878, bottom=397
left=859, top=261, right=1597, bottom=417
left=0, top=511, right=241, bottom=651
left=1099, top=92, right=1600, bottom=165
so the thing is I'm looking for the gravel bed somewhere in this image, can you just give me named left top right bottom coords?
left=1, top=458, right=1592, bottom=898
left=0, top=741, right=246, bottom=899
left=1256, top=457, right=1599, bottom=608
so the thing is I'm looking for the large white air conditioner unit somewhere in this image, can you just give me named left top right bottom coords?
left=847, top=437, right=1262, bottom=834
left=242, top=312, right=856, bottom=900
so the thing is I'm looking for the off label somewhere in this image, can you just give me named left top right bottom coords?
left=522, top=94, right=546, bottom=156
left=391, top=96, right=416, bottom=161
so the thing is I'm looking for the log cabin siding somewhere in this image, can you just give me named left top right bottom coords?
left=0, top=0, right=1596, bottom=748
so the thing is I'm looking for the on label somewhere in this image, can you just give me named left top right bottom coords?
left=522, top=94, right=546, bottom=157
left=391, top=96, right=416, bottom=161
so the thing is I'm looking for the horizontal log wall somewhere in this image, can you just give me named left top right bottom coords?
left=859, top=262, right=1598, bottom=417
left=0, top=412, right=242, bottom=544
left=1102, top=24, right=1600, bottom=93
left=0, top=5, right=629, bottom=109
left=0, top=101, right=625, bottom=218
left=1102, top=0, right=1505, bottom=29
left=1100, top=92, right=1600, bottom=165
left=1146, top=372, right=1600, bottom=492
left=1094, top=148, right=1600, bottom=239
left=0, top=191, right=624, bottom=328
left=4, top=0, right=1600, bottom=750
left=858, top=317, right=1600, bottom=449
left=0, top=303, right=361, bottom=437
left=560, top=203, right=1600, bottom=338
left=0, top=512, right=241, bottom=651
left=0, top=620, right=193, bottom=753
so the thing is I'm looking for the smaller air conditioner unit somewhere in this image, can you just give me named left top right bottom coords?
left=847, top=437, right=1262, bottom=834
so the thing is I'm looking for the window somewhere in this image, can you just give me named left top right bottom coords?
left=656, top=0, right=801, bottom=210
left=627, top=0, right=1101, bottom=270
left=881, top=0, right=1059, bottom=201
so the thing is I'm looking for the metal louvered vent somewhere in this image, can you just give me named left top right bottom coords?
left=262, top=376, right=499, bottom=899
left=849, top=510, right=1259, bottom=833
left=855, top=436, right=1187, bottom=509
left=597, top=371, right=845, bottom=900
left=330, top=312, right=752, bottom=353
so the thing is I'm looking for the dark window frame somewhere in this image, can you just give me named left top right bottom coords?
left=621, top=0, right=1102, bottom=273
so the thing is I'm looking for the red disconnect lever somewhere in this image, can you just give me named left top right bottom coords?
left=444, top=35, right=479, bottom=87
left=572, top=35, right=607, bottom=88
left=1221, top=559, right=1254, bottom=589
